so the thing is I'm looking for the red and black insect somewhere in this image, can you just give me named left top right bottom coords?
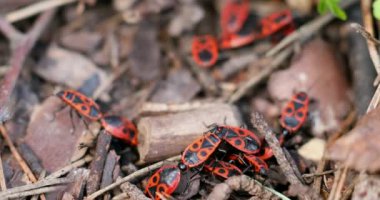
left=210, top=125, right=262, bottom=155
left=56, top=90, right=102, bottom=121
left=191, top=35, right=219, bottom=68
left=260, top=10, right=294, bottom=38
left=219, top=13, right=262, bottom=49
left=280, top=91, right=309, bottom=134
left=181, top=132, right=222, bottom=168
left=145, top=165, right=181, bottom=200
left=220, top=0, right=249, bottom=35
left=101, top=115, right=138, bottom=146
left=204, top=160, right=242, bottom=179
left=228, top=154, right=268, bottom=175
left=257, top=134, right=285, bottom=161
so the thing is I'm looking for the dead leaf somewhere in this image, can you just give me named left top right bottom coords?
left=24, top=96, right=87, bottom=172
left=267, top=38, right=352, bottom=136
left=298, top=138, right=326, bottom=162
left=150, top=68, right=201, bottom=103
left=34, top=45, right=108, bottom=90
left=60, top=31, right=103, bottom=54
left=327, top=106, right=380, bottom=172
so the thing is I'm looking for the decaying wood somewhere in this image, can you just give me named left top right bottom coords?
left=137, top=103, right=242, bottom=164
left=64, top=169, right=89, bottom=200
left=112, top=182, right=150, bottom=200
left=100, top=150, right=119, bottom=193
left=86, top=130, right=112, bottom=195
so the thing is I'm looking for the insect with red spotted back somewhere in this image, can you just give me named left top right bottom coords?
left=260, top=10, right=295, bottom=38
left=191, top=35, right=219, bottom=68
left=56, top=90, right=103, bottom=121
left=220, top=0, right=249, bottom=35
left=56, top=90, right=138, bottom=145
left=228, top=153, right=268, bottom=175
left=204, top=159, right=242, bottom=179
left=180, top=125, right=261, bottom=169
left=219, top=13, right=262, bottom=50
left=280, top=91, right=310, bottom=135
left=145, top=165, right=181, bottom=200
left=101, top=115, right=138, bottom=146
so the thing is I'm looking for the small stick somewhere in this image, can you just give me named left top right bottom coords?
left=0, top=9, right=55, bottom=122
left=5, top=0, right=77, bottom=23
left=0, top=124, right=38, bottom=183
left=332, top=164, right=349, bottom=200
left=31, top=170, right=47, bottom=200
left=140, top=101, right=220, bottom=114
left=86, top=131, right=112, bottom=195
left=2, top=185, right=66, bottom=199
left=350, top=23, right=380, bottom=46
left=228, top=46, right=293, bottom=103
left=0, top=155, right=7, bottom=190
left=265, top=0, right=358, bottom=57
left=251, top=113, right=311, bottom=200
left=0, top=178, right=72, bottom=196
left=302, top=170, right=336, bottom=178
left=117, top=182, right=150, bottom=200
left=45, top=155, right=93, bottom=179
left=86, top=155, right=181, bottom=200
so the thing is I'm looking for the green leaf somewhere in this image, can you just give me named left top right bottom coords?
left=317, top=0, right=347, bottom=21
left=317, top=0, right=328, bottom=14
left=373, top=0, right=380, bottom=20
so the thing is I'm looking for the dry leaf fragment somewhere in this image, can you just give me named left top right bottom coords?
left=327, top=106, right=380, bottom=172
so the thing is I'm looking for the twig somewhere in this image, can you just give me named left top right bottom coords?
left=86, top=155, right=181, bottom=200
left=251, top=113, right=312, bottom=200
left=0, top=124, right=38, bottom=183
left=2, top=185, right=66, bottom=199
left=0, top=178, right=72, bottom=197
left=350, top=23, right=380, bottom=46
left=332, top=164, right=348, bottom=200
left=0, top=9, right=55, bottom=122
left=45, top=155, right=93, bottom=179
left=5, top=0, right=77, bottom=23
left=265, top=0, right=359, bottom=57
left=0, top=155, right=6, bottom=190
left=114, top=182, right=150, bottom=200
left=228, top=46, right=293, bottom=103
left=87, top=131, right=112, bottom=194
left=140, top=101, right=221, bottom=114
left=302, top=170, right=336, bottom=178
left=206, top=175, right=288, bottom=200
left=361, top=0, right=380, bottom=74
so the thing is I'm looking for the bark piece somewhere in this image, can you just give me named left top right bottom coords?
left=60, top=31, right=102, bottom=54
left=34, top=45, right=108, bottom=90
left=150, top=68, right=201, bottom=103
left=86, top=131, right=112, bottom=195
left=63, top=168, right=89, bottom=200
left=137, top=104, right=242, bottom=164
left=25, top=96, right=86, bottom=172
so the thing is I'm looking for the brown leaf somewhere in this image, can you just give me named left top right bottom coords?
left=327, top=106, right=380, bottom=172
left=59, top=31, right=103, bottom=54
left=150, top=68, right=201, bottom=103
left=267, top=38, right=352, bottom=136
left=24, top=96, right=87, bottom=172
left=34, top=45, right=108, bottom=90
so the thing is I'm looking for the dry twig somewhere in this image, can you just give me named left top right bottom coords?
left=0, top=156, right=6, bottom=191
left=0, top=125, right=38, bottom=183
left=2, top=185, right=66, bottom=199
left=228, top=46, right=293, bottom=103
left=0, top=9, right=55, bottom=122
left=251, top=113, right=314, bottom=200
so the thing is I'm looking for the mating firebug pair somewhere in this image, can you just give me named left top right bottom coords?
left=56, top=90, right=138, bottom=146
